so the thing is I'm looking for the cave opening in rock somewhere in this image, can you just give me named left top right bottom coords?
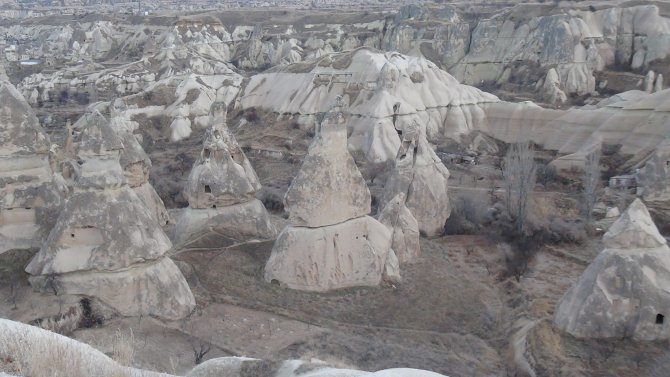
left=204, top=185, right=211, bottom=193
left=656, top=314, right=664, bottom=324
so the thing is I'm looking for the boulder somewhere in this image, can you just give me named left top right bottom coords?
left=605, top=207, right=620, bottom=218
left=554, top=199, right=670, bottom=340
left=264, top=216, right=393, bottom=292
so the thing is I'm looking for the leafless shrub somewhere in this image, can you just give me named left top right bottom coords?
left=444, top=192, right=488, bottom=235
left=502, top=141, right=536, bottom=234
left=582, top=149, right=601, bottom=223
left=192, top=341, right=211, bottom=365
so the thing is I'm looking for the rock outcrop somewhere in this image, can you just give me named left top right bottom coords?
left=172, top=103, right=276, bottom=250
left=381, top=118, right=451, bottom=237
left=378, top=193, right=420, bottom=263
left=109, top=99, right=170, bottom=226
left=239, top=48, right=498, bottom=164
left=25, top=111, right=195, bottom=320
left=554, top=199, right=670, bottom=340
left=264, top=101, right=398, bottom=291
left=188, top=357, right=447, bottom=377
left=0, top=80, right=64, bottom=254
left=655, top=74, right=664, bottom=93
left=384, top=4, right=670, bottom=96
left=541, top=68, right=567, bottom=105
left=645, top=71, right=656, bottom=93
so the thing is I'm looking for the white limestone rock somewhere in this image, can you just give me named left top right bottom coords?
left=109, top=102, right=170, bottom=226
left=264, top=216, right=393, bottom=292
left=554, top=199, right=670, bottom=340
left=170, top=104, right=192, bottom=142
left=378, top=193, right=420, bottom=263
left=284, top=103, right=372, bottom=227
left=636, top=140, right=670, bottom=221
left=603, top=199, right=666, bottom=249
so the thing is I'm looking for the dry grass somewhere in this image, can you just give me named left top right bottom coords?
left=0, top=319, right=130, bottom=377
left=110, top=328, right=135, bottom=367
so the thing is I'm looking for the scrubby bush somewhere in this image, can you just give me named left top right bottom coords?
left=444, top=193, right=488, bottom=235
left=485, top=201, right=586, bottom=280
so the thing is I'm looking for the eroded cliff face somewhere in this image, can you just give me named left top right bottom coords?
left=13, top=2, right=670, bottom=107
left=384, top=4, right=670, bottom=98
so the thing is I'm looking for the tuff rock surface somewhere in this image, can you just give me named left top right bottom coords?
left=378, top=193, right=420, bottom=264
left=283, top=102, right=371, bottom=228
left=264, top=102, right=396, bottom=291
left=554, top=199, right=670, bottom=340
left=173, top=103, right=275, bottom=249
left=25, top=111, right=194, bottom=320
left=0, top=79, right=64, bottom=254
left=381, top=119, right=451, bottom=237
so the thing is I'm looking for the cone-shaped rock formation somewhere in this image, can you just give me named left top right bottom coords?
left=26, top=111, right=194, bottom=320
left=554, top=199, right=670, bottom=340
left=265, top=99, right=398, bottom=291
left=381, top=118, right=450, bottom=237
left=0, top=80, right=64, bottom=254
left=172, top=103, right=275, bottom=250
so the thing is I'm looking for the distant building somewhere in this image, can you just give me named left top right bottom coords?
left=609, top=174, right=637, bottom=190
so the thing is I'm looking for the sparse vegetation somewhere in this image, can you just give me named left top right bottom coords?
left=502, top=141, right=536, bottom=234
left=581, top=148, right=601, bottom=224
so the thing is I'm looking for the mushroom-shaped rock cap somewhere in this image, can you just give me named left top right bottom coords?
left=603, top=199, right=666, bottom=249
left=284, top=101, right=371, bottom=227
left=75, top=111, right=124, bottom=158
left=0, top=81, right=51, bottom=156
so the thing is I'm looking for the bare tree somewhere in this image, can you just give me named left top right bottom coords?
left=502, top=141, right=536, bottom=234
left=191, top=341, right=211, bottom=365
left=582, top=148, right=601, bottom=224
